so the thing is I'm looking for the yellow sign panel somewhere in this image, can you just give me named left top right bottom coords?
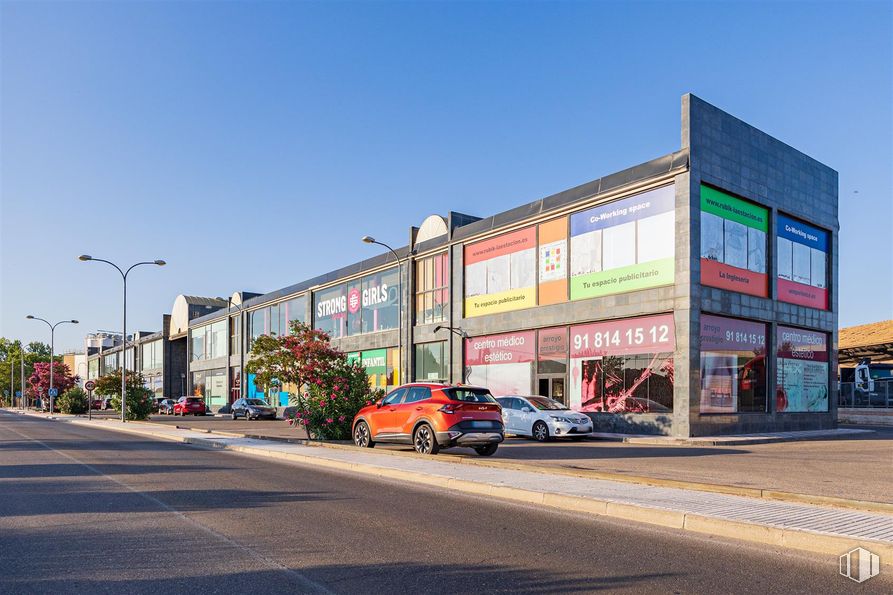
left=464, top=286, right=536, bottom=317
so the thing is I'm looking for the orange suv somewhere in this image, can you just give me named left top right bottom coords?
left=352, top=383, right=504, bottom=456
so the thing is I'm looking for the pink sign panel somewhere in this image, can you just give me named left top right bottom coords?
left=700, top=315, right=766, bottom=352
left=570, top=314, right=675, bottom=358
left=777, top=326, right=829, bottom=362
left=465, top=331, right=535, bottom=367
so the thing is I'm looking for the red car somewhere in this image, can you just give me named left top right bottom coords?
left=173, top=396, right=207, bottom=416
left=352, top=383, right=504, bottom=456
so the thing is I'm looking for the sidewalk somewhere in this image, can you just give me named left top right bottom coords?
left=7, top=410, right=892, bottom=565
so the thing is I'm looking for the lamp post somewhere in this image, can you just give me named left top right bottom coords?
left=79, top=255, right=165, bottom=422
left=434, top=325, right=468, bottom=384
left=361, top=236, right=408, bottom=384
left=226, top=296, right=246, bottom=404
left=25, top=316, right=79, bottom=414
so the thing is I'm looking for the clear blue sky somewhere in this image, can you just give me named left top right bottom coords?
left=1, top=1, right=891, bottom=352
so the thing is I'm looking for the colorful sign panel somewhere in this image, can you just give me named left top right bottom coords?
left=699, top=315, right=767, bottom=413
left=700, top=185, right=769, bottom=297
left=313, top=268, right=399, bottom=338
left=464, top=226, right=537, bottom=317
left=776, top=214, right=829, bottom=309
left=570, top=185, right=675, bottom=300
left=776, top=326, right=829, bottom=412
left=465, top=331, right=535, bottom=395
left=569, top=313, right=675, bottom=359
left=538, top=217, right=568, bottom=305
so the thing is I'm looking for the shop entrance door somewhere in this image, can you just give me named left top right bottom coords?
left=537, top=376, right=566, bottom=406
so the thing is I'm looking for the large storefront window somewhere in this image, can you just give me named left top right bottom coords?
left=230, top=316, right=241, bottom=355
left=314, top=269, right=399, bottom=339
left=140, top=340, right=163, bottom=371
left=699, top=315, right=767, bottom=413
left=192, top=321, right=227, bottom=361
left=284, top=295, right=306, bottom=331
left=570, top=184, right=675, bottom=300
left=537, top=327, right=567, bottom=374
left=192, top=369, right=227, bottom=409
left=776, top=326, right=829, bottom=412
left=247, top=296, right=308, bottom=350
left=465, top=331, right=535, bottom=395
left=348, top=348, right=400, bottom=391
left=569, top=314, right=675, bottom=413
left=415, top=342, right=448, bottom=382
left=777, top=214, right=829, bottom=309
left=700, top=185, right=769, bottom=297
left=103, top=353, right=118, bottom=374
left=416, top=253, right=449, bottom=324
left=250, top=308, right=267, bottom=347
left=88, top=358, right=99, bottom=380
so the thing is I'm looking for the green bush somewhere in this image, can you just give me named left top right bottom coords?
left=109, top=386, right=154, bottom=421
left=288, top=359, right=384, bottom=440
left=58, top=387, right=88, bottom=414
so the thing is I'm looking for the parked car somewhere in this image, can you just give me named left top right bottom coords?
left=90, top=398, right=104, bottom=410
left=152, top=397, right=166, bottom=412
left=173, top=396, right=206, bottom=416
left=231, top=398, right=277, bottom=420
left=352, top=383, right=504, bottom=456
left=157, top=399, right=176, bottom=415
left=495, top=395, right=592, bottom=442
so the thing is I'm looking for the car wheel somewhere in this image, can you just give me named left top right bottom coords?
left=474, top=444, right=498, bottom=456
left=413, top=423, right=439, bottom=455
left=532, top=421, right=550, bottom=442
left=353, top=421, right=375, bottom=448
left=231, top=411, right=237, bottom=420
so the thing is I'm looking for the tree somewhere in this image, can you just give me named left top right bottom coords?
left=246, top=322, right=383, bottom=440
left=28, top=361, right=78, bottom=407
left=93, top=369, right=145, bottom=397
left=0, top=338, right=53, bottom=406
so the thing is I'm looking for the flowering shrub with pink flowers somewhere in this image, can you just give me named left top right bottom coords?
left=246, top=322, right=384, bottom=440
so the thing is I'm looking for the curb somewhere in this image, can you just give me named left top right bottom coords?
left=17, top=412, right=893, bottom=566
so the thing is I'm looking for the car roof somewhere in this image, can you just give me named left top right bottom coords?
left=394, top=383, right=489, bottom=390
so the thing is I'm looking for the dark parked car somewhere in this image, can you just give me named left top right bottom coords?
left=231, top=398, right=277, bottom=420
left=157, top=399, right=176, bottom=415
left=152, top=397, right=166, bottom=412
left=173, top=396, right=207, bottom=416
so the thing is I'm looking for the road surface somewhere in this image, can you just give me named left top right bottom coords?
left=0, top=413, right=887, bottom=593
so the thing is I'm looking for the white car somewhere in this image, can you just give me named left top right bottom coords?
left=495, top=395, right=593, bottom=442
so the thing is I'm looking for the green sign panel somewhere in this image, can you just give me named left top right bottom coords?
left=360, top=349, right=388, bottom=376
left=700, top=185, right=768, bottom=231
left=570, top=257, right=674, bottom=300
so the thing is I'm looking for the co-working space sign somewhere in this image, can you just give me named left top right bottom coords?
left=569, top=185, right=675, bottom=300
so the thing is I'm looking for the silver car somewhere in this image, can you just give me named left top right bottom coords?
left=495, top=395, right=593, bottom=442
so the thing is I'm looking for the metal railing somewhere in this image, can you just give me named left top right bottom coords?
left=838, top=380, right=893, bottom=409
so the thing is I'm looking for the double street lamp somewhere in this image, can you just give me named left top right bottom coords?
left=79, top=255, right=165, bottom=422
left=25, top=316, right=78, bottom=414
left=361, top=236, right=408, bottom=384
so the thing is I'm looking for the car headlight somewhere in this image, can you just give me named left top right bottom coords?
left=549, top=415, right=572, bottom=423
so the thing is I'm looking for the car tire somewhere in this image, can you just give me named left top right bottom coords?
left=413, top=423, right=439, bottom=455
left=353, top=420, right=375, bottom=448
left=474, top=444, right=498, bottom=456
left=231, top=411, right=237, bottom=420
left=532, top=421, right=550, bottom=442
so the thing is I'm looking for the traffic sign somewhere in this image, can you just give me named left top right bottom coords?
left=48, top=388, right=58, bottom=398
left=85, top=380, right=96, bottom=391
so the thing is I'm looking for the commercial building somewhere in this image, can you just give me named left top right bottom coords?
left=77, top=94, right=833, bottom=437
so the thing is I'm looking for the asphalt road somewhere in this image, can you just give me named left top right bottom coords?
left=1, top=413, right=888, bottom=594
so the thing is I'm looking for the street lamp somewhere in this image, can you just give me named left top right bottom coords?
left=362, top=236, right=409, bottom=384
left=434, top=325, right=468, bottom=384
left=79, top=255, right=165, bottom=422
left=25, top=316, right=78, bottom=415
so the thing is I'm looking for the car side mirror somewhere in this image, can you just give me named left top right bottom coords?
left=376, top=400, right=384, bottom=409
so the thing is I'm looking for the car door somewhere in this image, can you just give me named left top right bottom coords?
left=516, top=398, right=535, bottom=436
left=500, top=398, right=519, bottom=433
left=368, top=387, right=407, bottom=436
left=233, top=399, right=244, bottom=416
left=398, top=386, right=432, bottom=436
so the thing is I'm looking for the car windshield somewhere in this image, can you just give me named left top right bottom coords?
left=444, top=388, right=496, bottom=403
left=246, top=399, right=267, bottom=406
left=526, top=397, right=568, bottom=410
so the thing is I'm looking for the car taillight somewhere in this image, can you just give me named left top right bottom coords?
left=438, top=404, right=457, bottom=414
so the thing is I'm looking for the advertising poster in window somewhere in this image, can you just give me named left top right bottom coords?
left=699, top=315, right=767, bottom=413
left=700, top=185, right=769, bottom=297
left=538, top=217, right=568, bottom=305
left=568, top=314, right=675, bottom=413
left=776, top=214, right=829, bottom=309
left=314, top=284, right=347, bottom=339
left=464, top=227, right=536, bottom=317
left=569, top=185, right=675, bottom=300
left=465, top=331, right=535, bottom=395
left=776, top=326, right=829, bottom=412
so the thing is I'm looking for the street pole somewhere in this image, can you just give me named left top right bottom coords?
left=20, top=354, right=24, bottom=410
left=362, top=237, right=408, bottom=384
left=79, top=256, right=165, bottom=422
left=9, top=354, right=13, bottom=408
left=26, top=316, right=78, bottom=414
